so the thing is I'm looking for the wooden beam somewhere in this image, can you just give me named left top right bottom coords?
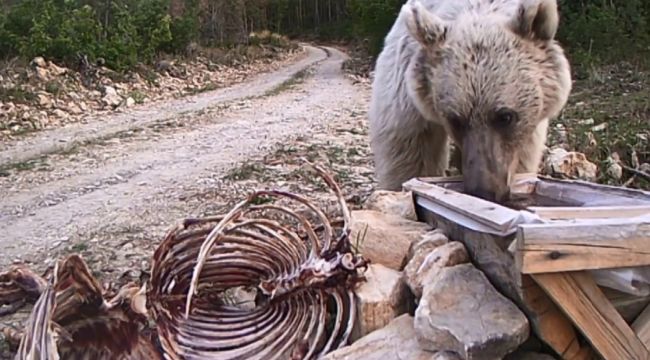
left=518, top=275, right=594, bottom=360
left=516, top=220, right=650, bottom=274
left=527, top=205, right=650, bottom=221
left=404, top=178, right=522, bottom=233
left=533, top=272, right=649, bottom=360
left=633, top=303, right=650, bottom=351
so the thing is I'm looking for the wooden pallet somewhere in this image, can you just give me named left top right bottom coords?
left=405, top=174, right=650, bottom=360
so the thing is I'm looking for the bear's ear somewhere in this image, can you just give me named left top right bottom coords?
left=509, top=0, right=559, bottom=41
left=403, top=1, right=447, bottom=49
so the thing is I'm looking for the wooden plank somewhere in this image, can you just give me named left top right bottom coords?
left=518, top=275, right=595, bottom=360
left=533, top=272, right=649, bottom=360
left=404, top=178, right=522, bottom=233
left=535, top=176, right=650, bottom=207
left=528, top=205, right=650, bottom=220
left=516, top=220, right=650, bottom=274
left=633, top=303, right=650, bottom=351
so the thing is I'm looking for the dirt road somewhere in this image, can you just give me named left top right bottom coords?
left=0, top=45, right=374, bottom=274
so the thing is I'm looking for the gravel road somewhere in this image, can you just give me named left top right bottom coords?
left=0, top=44, right=373, bottom=271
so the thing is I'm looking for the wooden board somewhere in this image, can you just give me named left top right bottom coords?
left=534, top=272, right=650, bottom=360
left=528, top=205, right=650, bottom=221
left=404, top=178, right=523, bottom=233
left=633, top=303, right=650, bottom=352
left=518, top=275, right=594, bottom=360
left=516, top=220, right=650, bottom=274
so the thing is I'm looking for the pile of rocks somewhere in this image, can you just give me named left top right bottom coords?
left=0, top=45, right=303, bottom=138
left=324, top=191, right=555, bottom=360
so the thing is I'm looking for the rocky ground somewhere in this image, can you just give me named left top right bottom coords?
left=0, top=38, right=649, bottom=358
left=0, top=34, right=303, bottom=140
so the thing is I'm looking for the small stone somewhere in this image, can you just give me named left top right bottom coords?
left=66, top=102, right=83, bottom=115
left=351, top=264, right=412, bottom=341
left=31, top=57, right=47, bottom=67
left=101, top=86, right=122, bottom=108
left=35, top=67, right=50, bottom=81
left=364, top=190, right=417, bottom=221
left=351, top=210, right=431, bottom=270
left=125, top=97, right=136, bottom=107
left=37, top=93, right=52, bottom=107
left=52, top=109, right=68, bottom=118
left=543, top=147, right=598, bottom=181
left=48, top=61, right=67, bottom=76
left=405, top=241, right=469, bottom=299
left=323, top=314, right=454, bottom=360
left=415, top=264, right=529, bottom=360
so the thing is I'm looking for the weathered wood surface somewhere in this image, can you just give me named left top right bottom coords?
left=534, top=177, right=650, bottom=207
left=404, top=178, right=522, bottom=233
left=518, top=275, right=594, bottom=360
left=534, top=272, right=650, bottom=360
left=517, top=220, right=650, bottom=274
left=528, top=205, right=650, bottom=221
left=633, top=303, right=650, bottom=352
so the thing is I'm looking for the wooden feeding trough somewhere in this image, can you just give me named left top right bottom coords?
left=404, top=174, right=650, bottom=360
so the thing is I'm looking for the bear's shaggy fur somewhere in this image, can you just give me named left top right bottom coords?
left=368, top=0, right=572, bottom=202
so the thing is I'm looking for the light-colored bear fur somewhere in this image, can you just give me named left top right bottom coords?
left=368, top=0, right=572, bottom=201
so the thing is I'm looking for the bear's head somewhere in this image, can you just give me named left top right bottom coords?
left=404, top=0, right=571, bottom=202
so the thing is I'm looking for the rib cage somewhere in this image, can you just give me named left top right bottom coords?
left=1, top=161, right=368, bottom=360
left=149, top=162, right=368, bottom=359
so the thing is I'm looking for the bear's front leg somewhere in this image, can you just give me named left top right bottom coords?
left=372, top=121, right=449, bottom=191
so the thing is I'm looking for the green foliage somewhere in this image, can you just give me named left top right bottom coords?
left=0, top=0, right=196, bottom=70
left=347, top=0, right=405, bottom=56
left=557, top=0, right=650, bottom=71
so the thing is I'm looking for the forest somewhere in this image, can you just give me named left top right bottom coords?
left=0, top=0, right=649, bottom=72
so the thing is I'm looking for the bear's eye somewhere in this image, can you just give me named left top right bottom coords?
left=493, top=108, right=519, bottom=129
left=447, top=113, right=467, bottom=133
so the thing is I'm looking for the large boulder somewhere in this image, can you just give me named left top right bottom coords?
left=364, top=190, right=417, bottom=221
left=351, top=263, right=412, bottom=341
left=324, top=314, right=460, bottom=360
left=350, top=210, right=431, bottom=270
left=415, top=264, right=529, bottom=360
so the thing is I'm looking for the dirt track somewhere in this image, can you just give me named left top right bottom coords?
left=0, top=45, right=373, bottom=272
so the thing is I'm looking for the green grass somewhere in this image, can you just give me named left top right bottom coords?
left=550, top=62, right=650, bottom=189
left=263, top=68, right=312, bottom=97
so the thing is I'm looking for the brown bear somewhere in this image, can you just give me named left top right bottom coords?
left=368, top=0, right=572, bottom=202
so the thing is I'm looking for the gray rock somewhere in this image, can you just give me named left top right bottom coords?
left=350, top=210, right=431, bottom=270
left=405, top=240, right=469, bottom=299
left=351, top=263, right=411, bottom=341
left=324, top=314, right=457, bottom=360
left=101, top=86, right=122, bottom=108
left=415, top=264, right=529, bottom=360
left=31, top=57, right=47, bottom=68
left=364, top=190, right=417, bottom=221
left=543, top=147, right=597, bottom=181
